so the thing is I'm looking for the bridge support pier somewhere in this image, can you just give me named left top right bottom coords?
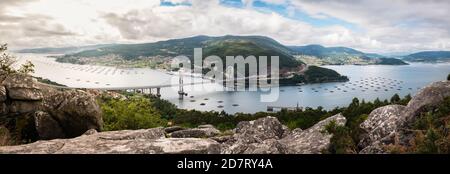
left=178, top=91, right=185, bottom=100
left=156, top=88, right=161, bottom=98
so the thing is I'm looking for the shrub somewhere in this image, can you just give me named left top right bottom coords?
left=324, top=121, right=357, bottom=154
left=390, top=93, right=401, bottom=104
left=406, top=97, right=450, bottom=154
left=99, top=95, right=168, bottom=131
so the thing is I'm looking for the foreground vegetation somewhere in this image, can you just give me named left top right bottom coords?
left=407, top=96, right=450, bottom=153
left=98, top=91, right=412, bottom=154
left=96, top=92, right=447, bottom=154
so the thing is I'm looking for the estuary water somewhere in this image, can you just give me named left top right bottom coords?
left=16, top=53, right=450, bottom=114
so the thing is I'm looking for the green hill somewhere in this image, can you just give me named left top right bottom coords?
left=289, top=44, right=365, bottom=57
left=202, top=38, right=299, bottom=68
left=403, top=51, right=450, bottom=63
left=60, top=35, right=300, bottom=68
left=289, top=45, right=407, bottom=65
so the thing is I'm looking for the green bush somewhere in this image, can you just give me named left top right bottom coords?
left=411, top=97, right=450, bottom=154
left=324, top=121, right=356, bottom=154
left=390, top=93, right=401, bottom=104
left=99, top=95, right=168, bottom=131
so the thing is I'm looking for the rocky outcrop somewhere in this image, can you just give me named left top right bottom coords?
left=358, top=81, right=450, bottom=153
left=221, top=116, right=286, bottom=154
left=221, top=115, right=346, bottom=154
left=358, top=105, right=405, bottom=150
left=170, top=125, right=220, bottom=138
left=279, top=113, right=346, bottom=154
left=401, top=81, right=450, bottom=125
left=33, top=111, right=65, bottom=140
left=164, top=126, right=185, bottom=133
left=0, top=126, right=11, bottom=146
left=0, top=86, right=7, bottom=115
left=0, top=128, right=220, bottom=154
left=2, top=74, right=43, bottom=101
left=0, top=116, right=346, bottom=154
left=0, top=86, right=6, bottom=102
left=0, top=74, right=102, bottom=141
left=41, top=89, right=103, bottom=138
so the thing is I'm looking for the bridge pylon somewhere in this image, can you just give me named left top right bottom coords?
left=178, top=70, right=187, bottom=100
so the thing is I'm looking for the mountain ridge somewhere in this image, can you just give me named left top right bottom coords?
left=289, top=44, right=407, bottom=65
left=16, top=35, right=408, bottom=66
left=403, top=51, right=450, bottom=63
left=15, top=44, right=116, bottom=54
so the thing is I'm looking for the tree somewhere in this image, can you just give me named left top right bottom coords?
left=0, top=43, right=34, bottom=77
left=100, top=95, right=168, bottom=131
left=0, top=44, right=15, bottom=75
left=390, top=93, right=401, bottom=104
left=349, top=98, right=360, bottom=108
left=399, top=94, right=412, bottom=105
left=447, top=73, right=450, bottom=81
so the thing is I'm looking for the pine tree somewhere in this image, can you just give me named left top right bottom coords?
left=0, top=43, right=34, bottom=76
left=390, top=94, right=401, bottom=104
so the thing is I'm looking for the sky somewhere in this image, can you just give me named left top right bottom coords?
left=0, top=0, right=449, bottom=53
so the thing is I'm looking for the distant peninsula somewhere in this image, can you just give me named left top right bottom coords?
left=402, top=51, right=450, bottom=63
left=289, top=45, right=408, bottom=66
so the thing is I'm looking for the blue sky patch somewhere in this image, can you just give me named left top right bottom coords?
left=160, top=0, right=192, bottom=7
left=219, top=0, right=361, bottom=32
left=219, top=0, right=244, bottom=8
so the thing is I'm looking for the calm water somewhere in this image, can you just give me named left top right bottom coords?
left=16, top=53, right=450, bottom=114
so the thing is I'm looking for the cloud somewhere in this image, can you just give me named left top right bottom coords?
left=0, top=0, right=448, bottom=53
left=102, top=1, right=314, bottom=42
left=290, top=0, right=450, bottom=52
left=100, top=0, right=380, bottom=50
left=0, top=0, right=78, bottom=48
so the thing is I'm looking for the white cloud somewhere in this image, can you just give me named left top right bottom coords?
left=0, top=0, right=448, bottom=53
left=290, top=0, right=450, bottom=52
